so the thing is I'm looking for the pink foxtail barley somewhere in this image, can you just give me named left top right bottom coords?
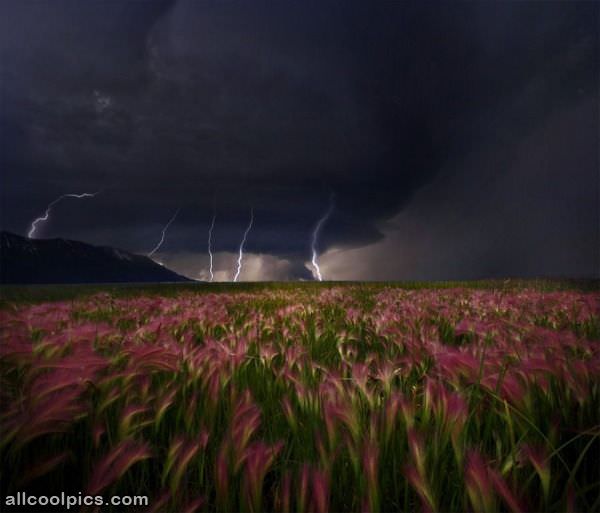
left=0, top=287, right=597, bottom=512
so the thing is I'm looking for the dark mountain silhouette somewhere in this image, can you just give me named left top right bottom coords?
left=0, top=231, right=191, bottom=284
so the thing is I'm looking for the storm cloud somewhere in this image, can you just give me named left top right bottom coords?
left=1, top=1, right=597, bottom=280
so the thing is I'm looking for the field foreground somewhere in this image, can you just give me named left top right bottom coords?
left=1, top=284, right=599, bottom=512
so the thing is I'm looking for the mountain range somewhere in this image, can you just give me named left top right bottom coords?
left=0, top=231, right=191, bottom=284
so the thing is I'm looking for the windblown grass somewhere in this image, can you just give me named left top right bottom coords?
left=1, top=284, right=598, bottom=512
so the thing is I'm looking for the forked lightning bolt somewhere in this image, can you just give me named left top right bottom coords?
left=28, top=192, right=100, bottom=238
left=148, top=208, right=180, bottom=257
left=207, top=212, right=216, bottom=282
left=233, top=207, right=254, bottom=282
left=311, top=199, right=334, bottom=281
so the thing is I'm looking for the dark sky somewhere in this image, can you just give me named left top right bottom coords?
left=1, top=1, right=598, bottom=280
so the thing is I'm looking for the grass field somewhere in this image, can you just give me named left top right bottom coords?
left=1, top=281, right=599, bottom=512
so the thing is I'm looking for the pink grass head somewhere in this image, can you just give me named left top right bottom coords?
left=87, top=440, right=152, bottom=495
left=465, top=450, right=496, bottom=513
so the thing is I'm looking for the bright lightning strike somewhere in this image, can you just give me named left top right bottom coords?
left=207, top=212, right=216, bottom=282
left=148, top=208, right=180, bottom=257
left=28, top=192, right=100, bottom=238
left=311, top=198, right=334, bottom=281
left=233, top=207, right=254, bottom=282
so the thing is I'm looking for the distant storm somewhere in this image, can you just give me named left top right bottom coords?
left=1, top=1, right=597, bottom=280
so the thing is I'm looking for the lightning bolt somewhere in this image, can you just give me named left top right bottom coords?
left=28, top=192, right=101, bottom=238
left=233, top=207, right=254, bottom=282
left=311, top=198, right=334, bottom=281
left=207, top=211, right=216, bottom=282
left=148, top=208, right=180, bottom=257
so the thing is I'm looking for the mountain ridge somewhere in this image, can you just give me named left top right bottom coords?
left=0, top=231, right=191, bottom=284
